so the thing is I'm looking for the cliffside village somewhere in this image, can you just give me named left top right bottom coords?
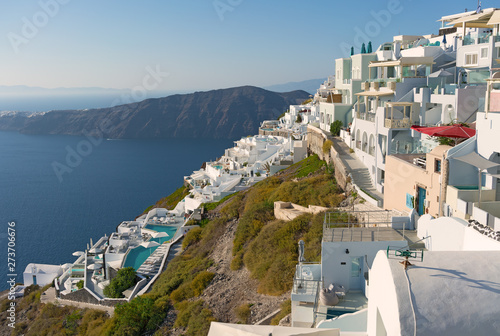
left=23, top=7, right=500, bottom=336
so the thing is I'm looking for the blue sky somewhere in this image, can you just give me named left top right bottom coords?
left=0, top=0, right=493, bottom=91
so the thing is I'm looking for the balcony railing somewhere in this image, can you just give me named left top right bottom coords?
left=385, top=118, right=411, bottom=129
left=463, top=36, right=475, bottom=46
left=356, top=112, right=375, bottom=122
left=463, top=33, right=494, bottom=46
left=478, top=33, right=491, bottom=44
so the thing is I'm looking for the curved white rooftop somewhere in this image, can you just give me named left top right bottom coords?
left=369, top=250, right=500, bottom=336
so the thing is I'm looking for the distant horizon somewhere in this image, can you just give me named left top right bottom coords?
left=0, top=77, right=325, bottom=92
left=0, top=79, right=321, bottom=112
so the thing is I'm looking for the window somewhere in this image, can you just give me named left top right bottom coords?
left=435, top=159, right=442, bottom=173
left=481, top=47, right=489, bottom=59
left=465, top=53, right=478, bottom=65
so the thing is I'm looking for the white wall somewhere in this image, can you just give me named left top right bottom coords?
left=23, top=264, right=63, bottom=287
left=417, top=215, right=466, bottom=251
left=447, top=136, right=478, bottom=186
left=417, top=214, right=500, bottom=251
left=321, top=240, right=407, bottom=292
left=463, top=226, right=500, bottom=250
left=367, top=251, right=401, bottom=336
left=476, top=111, right=500, bottom=158
left=293, top=141, right=307, bottom=163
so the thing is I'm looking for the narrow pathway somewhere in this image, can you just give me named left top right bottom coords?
left=165, top=239, right=183, bottom=264
left=328, top=135, right=384, bottom=202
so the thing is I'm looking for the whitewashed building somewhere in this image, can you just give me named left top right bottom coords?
left=23, top=263, right=67, bottom=287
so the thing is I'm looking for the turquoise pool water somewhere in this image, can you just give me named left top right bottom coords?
left=326, top=308, right=350, bottom=319
left=145, top=225, right=179, bottom=243
left=123, top=245, right=159, bottom=270
left=123, top=225, right=179, bottom=270
left=454, top=185, right=479, bottom=190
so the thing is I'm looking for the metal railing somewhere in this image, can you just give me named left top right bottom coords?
left=323, top=210, right=394, bottom=242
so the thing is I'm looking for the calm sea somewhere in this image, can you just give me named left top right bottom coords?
left=0, top=131, right=233, bottom=290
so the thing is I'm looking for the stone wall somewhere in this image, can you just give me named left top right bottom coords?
left=61, top=288, right=100, bottom=305
left=259, top=129, right=294, bottom=137
left=306, top=125, right=349, bottom=191
left=306, top=125, right=328, bottom=161
left=274, top=201, right=329, bottom=221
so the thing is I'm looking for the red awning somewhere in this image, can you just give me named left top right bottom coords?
left=410, top=124, right=476, bottom=138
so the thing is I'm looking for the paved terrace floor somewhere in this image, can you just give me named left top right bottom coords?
left=325, top=227, right=406, bottom=242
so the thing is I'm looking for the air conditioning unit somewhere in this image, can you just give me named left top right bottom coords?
left=424, top=200, right=430, bottom=207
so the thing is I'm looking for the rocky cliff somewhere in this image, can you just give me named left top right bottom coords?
left=0, top=86, right=310, bottom=139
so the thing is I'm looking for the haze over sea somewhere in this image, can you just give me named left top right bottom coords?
left=0, top=131, right=233, bottom=291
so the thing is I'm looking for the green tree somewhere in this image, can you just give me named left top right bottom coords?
left=103, top=267, right=137, bottom=298
left=113, top=296, right=167, bottom=335
left=330, top=120, right=343, bottom=136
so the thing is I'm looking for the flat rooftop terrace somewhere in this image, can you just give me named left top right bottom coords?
left=324, top=227, right=406, bottom=242
left=323, top=210, right=407, bottom=242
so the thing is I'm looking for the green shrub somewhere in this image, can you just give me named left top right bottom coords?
left=236, top=303, right=252, bottom=323
left=78, top=309, right=108, bottom=335
left=290, top=155, right=325, bottom=178
left=241, top=212, right=326, bottom=295
left=203, top=192, right=238, bottom=211
left=64, top=310, right=82, bottom=334
left=76, top=280, right=84, bottom=289
left=103, top=267, right=137, bottom=298
left=330, top=120, right=343, bottom=136
left=233, top=201, right=275, bottom=255
left=191, top=271, right=215, bottom=296
left=170, top=282, right=193, bottom=303
left=230, top=251, right=244, bottom=270
left=271, top=299, right=291, bottom=325
left=151, top=253, right=213, bottom=298
left=11, top=322, right=28, bottom=336
left=296, top=114, right=302, bottom=123
left=112, top=296, right=167, bottom=335
left=269, top=175, right=343, bottom=208
left=23, top=284, right=40, bottom=297
left=174, top=300, right=215, bottom=336
left=182, top=227, right=203, bottom=249
left=323, top=140, right=333, bottom=153
left=243, top=216, right=310, bottom=294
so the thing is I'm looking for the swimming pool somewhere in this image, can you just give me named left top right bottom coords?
left=326, top=308, right=350, bottom=320
left=454, top=185, right=479, bottom=190
left=144, top=224, right=179, bottom=243
left=122, top=245, right=158, bottom=270
left=122, top=225, right=179, bottom=270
